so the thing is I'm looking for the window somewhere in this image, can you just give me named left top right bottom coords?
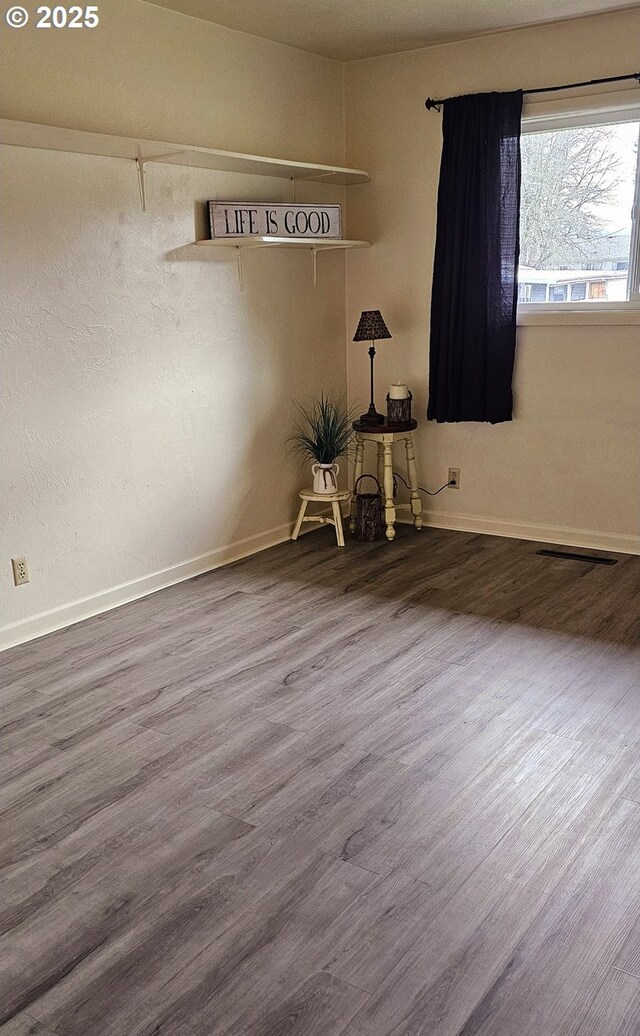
left=549, top=284, right=568, bottom=302
left=570, top=282, right=587, bottom=301
left=518, top=114, right=640, bottom=308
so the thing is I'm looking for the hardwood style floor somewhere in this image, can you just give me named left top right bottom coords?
left=1, top=525, right=639, bottom=1035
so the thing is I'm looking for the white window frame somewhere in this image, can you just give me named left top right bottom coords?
left=518, top=89, right=640, bottom=326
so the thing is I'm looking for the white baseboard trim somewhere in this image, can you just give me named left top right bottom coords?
left=397, top=510, right=640, bottom=555
left=0, top=521, right=297, bottom=653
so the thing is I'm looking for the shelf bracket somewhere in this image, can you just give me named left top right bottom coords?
left=135, top=145, right=147, bottom=213
left=297, top=171, right=339, bottom=183
left=236, top=246, right=245, bottom=291
left=144, top=150, right=189, bottom=164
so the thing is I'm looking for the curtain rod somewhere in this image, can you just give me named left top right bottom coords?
left=424, top=71, right=640, bottom=111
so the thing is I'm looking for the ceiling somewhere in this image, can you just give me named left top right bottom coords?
left=143, top=0, right=634, bottom=61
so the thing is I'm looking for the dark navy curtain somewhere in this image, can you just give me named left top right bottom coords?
left=427, top=90, right=523, bottom=423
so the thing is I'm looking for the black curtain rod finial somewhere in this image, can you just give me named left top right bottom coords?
left=425, top=98, right=441, bottom=111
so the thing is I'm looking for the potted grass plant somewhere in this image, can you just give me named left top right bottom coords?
left=287, top=393, right=355, bottom=494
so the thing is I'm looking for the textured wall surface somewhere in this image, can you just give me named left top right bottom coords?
left=1, top=1, right=348, bottom=632
left=1, top=148, right=347, bottom=626
left=345, top=9, right=640, bottom=551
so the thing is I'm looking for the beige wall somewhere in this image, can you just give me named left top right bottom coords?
left=0, top=0, right=347, bottom=644
left=0, top=0, right=344, bottom=163
left=345, top=9, right=640, bottom=552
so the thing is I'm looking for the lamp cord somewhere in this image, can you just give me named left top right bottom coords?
left=393, top=471, right=454, bottom=497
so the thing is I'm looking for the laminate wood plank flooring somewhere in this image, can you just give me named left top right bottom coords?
left=1, top=524, right=639, bottom=1034
left=573, top=969, right=640, bottom=1036
left=0, top=1017, right=56, bottom=1035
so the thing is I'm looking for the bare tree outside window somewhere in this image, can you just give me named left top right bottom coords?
left=518, top=119, right=640, bottom=303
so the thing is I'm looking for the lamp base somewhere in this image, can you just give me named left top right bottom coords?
left=358, top=405, right=385, bottom=426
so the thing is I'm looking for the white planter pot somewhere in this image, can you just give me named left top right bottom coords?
left=312, top=462, right=339, bottom=494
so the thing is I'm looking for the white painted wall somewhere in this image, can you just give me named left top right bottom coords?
left=345, top=9, right=640, bottom=553
left=0, top=0, right=347, bottom=643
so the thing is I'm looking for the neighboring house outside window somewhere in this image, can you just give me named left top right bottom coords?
left=517, top=269, right=626, bottom=303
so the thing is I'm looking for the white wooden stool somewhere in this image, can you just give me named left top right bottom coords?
left=291, top=489, right=351, bottom=548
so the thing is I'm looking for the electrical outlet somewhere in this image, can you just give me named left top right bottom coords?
left=448, top=467, right=460, bottom=489
left=11, top=556, right=30, bottom=586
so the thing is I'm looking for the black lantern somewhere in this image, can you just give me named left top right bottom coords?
left=352, top=310, right=391, bottom=425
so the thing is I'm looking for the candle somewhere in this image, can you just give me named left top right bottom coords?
left=389, top=383, right=409, bottom=399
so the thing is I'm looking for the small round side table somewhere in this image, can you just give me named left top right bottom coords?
left=291, top=489, right=351, bottom=548
left=349, top=420, right=423, bottom=541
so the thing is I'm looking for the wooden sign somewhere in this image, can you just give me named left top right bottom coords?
left=208, top=202, right=341, bottom=240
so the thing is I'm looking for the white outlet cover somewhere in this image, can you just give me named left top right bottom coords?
left=11, top=556, right=30, bottom=585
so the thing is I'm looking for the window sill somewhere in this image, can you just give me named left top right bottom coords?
left=518, top=307, right=640, bottom=326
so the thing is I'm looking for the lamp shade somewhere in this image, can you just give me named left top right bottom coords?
left=353, top=310, right=392, bottom=342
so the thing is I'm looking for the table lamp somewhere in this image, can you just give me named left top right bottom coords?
left=352, top=310, right=391, bottom=425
